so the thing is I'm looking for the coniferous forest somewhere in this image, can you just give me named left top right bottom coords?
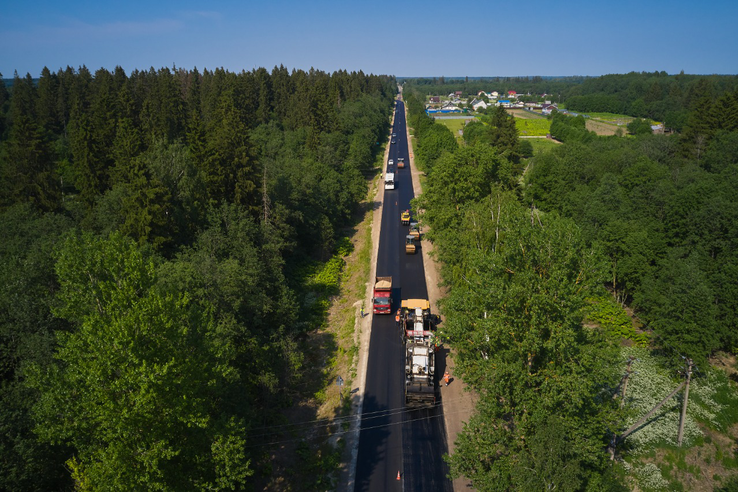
left=0, top=66, right=395, bottom=490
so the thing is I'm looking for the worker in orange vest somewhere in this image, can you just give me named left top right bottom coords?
left=444, top=370, right=450, bottom=386
left=395, top=309, right=401, bottom=328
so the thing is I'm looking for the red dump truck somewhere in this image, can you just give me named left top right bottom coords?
left=372, top=276, right=393, bottom=314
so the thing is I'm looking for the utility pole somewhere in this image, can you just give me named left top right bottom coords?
left=677, top=358, right=694, bottom=446
left=611, top=380, right=686, bottom=458
left=619, top=356, right=636, bottom=409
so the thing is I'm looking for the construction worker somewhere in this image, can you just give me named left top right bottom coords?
left=395, top=309, right=401, bottom=328
left=360, top=305, right=365, bottom=318
left=444, top=370, right=450, bottom=387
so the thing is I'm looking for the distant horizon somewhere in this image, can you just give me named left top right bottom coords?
left=4, top=70, right=737, bottom=82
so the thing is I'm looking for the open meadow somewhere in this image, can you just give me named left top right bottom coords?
left=433, top=116, right=478, bottom=142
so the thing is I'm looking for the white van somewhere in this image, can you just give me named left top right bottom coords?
left=385, top=173, right=395, bottom=190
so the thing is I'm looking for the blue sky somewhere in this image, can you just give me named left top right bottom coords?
left=2, top=0, right=737, bottom=78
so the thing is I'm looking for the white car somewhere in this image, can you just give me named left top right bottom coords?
left=388, top=159, right=394, bottom=166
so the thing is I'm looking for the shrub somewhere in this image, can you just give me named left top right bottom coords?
left=585, top=296, right=649, bottom=345
left=633, top=463, right=669, bottom=490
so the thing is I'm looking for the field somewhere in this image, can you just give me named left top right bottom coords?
left=507, top=109, right=551, bottom=137
left=434, top=116, right=479, bottom=143
left=578, top=112, right=637, bottom=124
left=509, top=109, right=546, bottom=119
left=515, top=118, right=551, bottom=137
left=434, top=112, right=552, bottom=140
left=559, top=111, right=661, bottom=136
left=585, top=119, right=624, bottom=136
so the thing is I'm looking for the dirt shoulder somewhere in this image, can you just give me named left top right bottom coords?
left=404, top=99, right=477, bottom=492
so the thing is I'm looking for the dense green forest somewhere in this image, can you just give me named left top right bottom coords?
left=528, top=96, right=738, bottom=364
left=0, top=66, right=394, bottom=490
left=405, top=72, right=738, bottom=489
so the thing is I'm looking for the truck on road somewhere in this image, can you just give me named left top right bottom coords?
left=397, top=157, right=405, bottom=169
left=399, top=299, right=434, bottom=337
left=385, top=172, right=395, bottom=190
left=372, top=276, right=393, bottom=314
left=405, top=337, right=436, bottom=407
left=400, top=299, right=438, bottom=407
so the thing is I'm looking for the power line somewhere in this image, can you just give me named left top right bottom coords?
left=244, top=406, right=475, bottom=449
left=244, top=395, right=472, bottom=439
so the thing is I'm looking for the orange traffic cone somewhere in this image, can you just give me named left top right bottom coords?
left=396, top=470, right=401, bottom=481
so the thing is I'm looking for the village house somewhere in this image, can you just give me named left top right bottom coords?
left=541, top=103, right=558, bottom=115
left=429, top=96, right=440, bottom=103
left=441, top=101, right=461, bottom=111
left=470, top=98, right=488, bottom=111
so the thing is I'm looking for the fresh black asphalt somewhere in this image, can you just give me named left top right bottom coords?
left=353, top=100, right=453, bottom=492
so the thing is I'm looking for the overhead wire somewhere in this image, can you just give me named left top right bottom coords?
left=244, top=394, right=472, bottom=439
left=244, top=405, right=476, bottom=449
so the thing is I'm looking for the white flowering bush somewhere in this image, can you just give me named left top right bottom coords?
left=633, top=462, right=669, bottom=490
left=688, top=368, right=725, bottom=428
left=619, top=347, right=703, bottom=451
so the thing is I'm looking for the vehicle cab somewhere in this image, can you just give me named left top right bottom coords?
left=401, top=209, right=410, bottom=225
left=385, top=172, right=395, bottom=190
left=405, top=235, right=416, bottom=254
